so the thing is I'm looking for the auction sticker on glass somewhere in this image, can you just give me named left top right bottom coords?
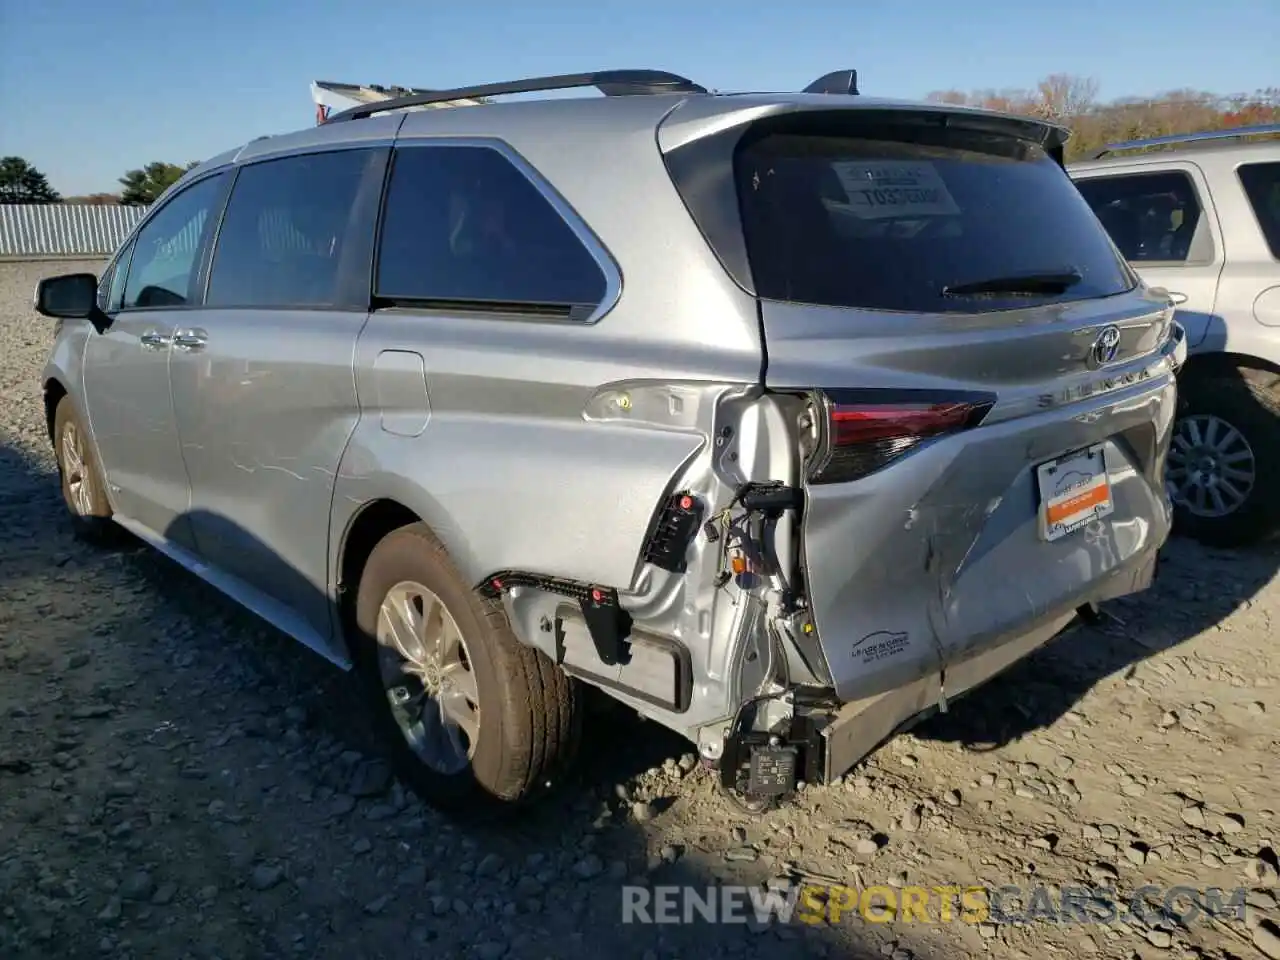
left=829, top=161, right=961, bottom=219
left=1037, top=444, right=1114, bottom=542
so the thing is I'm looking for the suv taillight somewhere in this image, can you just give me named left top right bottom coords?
left=805, top=390, right=995, bottom=485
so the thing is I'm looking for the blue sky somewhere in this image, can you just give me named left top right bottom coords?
left=1, top=0, right=1276, bottom=195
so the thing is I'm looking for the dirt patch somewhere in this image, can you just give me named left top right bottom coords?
left=2, top=261, right=1277, bottom=960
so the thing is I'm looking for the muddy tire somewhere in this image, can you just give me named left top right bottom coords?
left=353, top=523, right=582, bottom=816
left=52, top=397, right=120, bottom=545
left=1167, top=369, right=1280, bottom=548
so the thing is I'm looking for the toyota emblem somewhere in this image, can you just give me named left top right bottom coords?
left=1091, top=325, right=1122, bottom=367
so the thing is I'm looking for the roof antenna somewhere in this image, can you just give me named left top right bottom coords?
left=803, top=70, right=859, bottom=96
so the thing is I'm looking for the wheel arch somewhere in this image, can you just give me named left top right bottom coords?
left=1180, top=351, right=1280, bottom=385
left=1167, top=350, right=1280, bottom=547
left=335, top=498, right=454, bottom=644
left=43, top=376, right=69, bottom=445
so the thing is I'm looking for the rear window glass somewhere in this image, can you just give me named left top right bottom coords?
left=734, top=122, right=1135, bottom=313
left=1238, top=161, right=1280, bottom=260
left=1074, top=171, right=1208, bottom=263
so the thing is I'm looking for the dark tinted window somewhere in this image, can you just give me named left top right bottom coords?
left=376, top=145, right=608, bottom=314
left=123, top=173, right=227, bottom=309
left=1238, top=161, right=1280, bottom=260
left=734, top=121, right=1134, bottom=313
left=1074, top=171, right=1205, bottom=263
left=207, top=149, right=377, bottom=308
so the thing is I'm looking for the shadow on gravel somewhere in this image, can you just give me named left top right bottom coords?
left=1, top=439, right=892, bottom=960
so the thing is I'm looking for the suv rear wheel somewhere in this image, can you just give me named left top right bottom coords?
left=1166, top=369, right=1280, bottom=547
left=52, top=397, right=119, bottom=545
left=354, top=523, right=582, bottom=815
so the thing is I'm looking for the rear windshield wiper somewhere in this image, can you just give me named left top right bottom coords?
left=942, top=268, right=1083, bottom=298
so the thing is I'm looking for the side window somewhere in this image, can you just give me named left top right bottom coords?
left=100, top=239, right=134, bottom=312
left=122, top=173, right=227, bottom=309
left=96, top=262, right=115, bottom=312
left=1074, top=171, right=1207, bottom=264
left=1238, top=161, right=1280, bottom=260
left=206, top=149, right=379, bottom=308
left=376, top=144, right=608, bottom=316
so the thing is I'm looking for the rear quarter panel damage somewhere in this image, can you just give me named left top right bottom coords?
left=803, top=372, right=1176, bottom=704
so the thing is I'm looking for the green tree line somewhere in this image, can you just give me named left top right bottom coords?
left=0, top=158, right=199, bottom=205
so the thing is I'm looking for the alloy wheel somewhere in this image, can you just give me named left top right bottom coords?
left=1166, top=414, right=1257, bottom=519
left=60, top=421, right=94, bottom=516
left=376, top=581, right=480, bottom=774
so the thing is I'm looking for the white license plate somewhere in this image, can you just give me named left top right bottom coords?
left=1036, top=445, right=1114, bottom=542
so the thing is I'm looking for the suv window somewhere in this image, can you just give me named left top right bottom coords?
left=1074, top=171, right=1206, bottom=264
left=376, top=144, right=608, bottom=315
left=1238, top=161, right=1280, bottom=260
left=734, top=120, right=1133, bottom=314
left=96, top=262, right=115, bottom=313
left=122, top=173, right=227, bottom=309
left=106, top=240, right=133, bottom=311
left=207, top=149, right=379, bottom=308
left=97, top=239, right=135, bottom=313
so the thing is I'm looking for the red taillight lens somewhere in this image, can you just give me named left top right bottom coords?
left=808, top=390, right=995, bottom=484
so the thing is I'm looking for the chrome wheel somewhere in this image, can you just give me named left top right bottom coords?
left=376, top=581, right=480, bottom=774
left=60, top=421, right=93, bottom=516
left=1166, top=414, right=1257, bottom=519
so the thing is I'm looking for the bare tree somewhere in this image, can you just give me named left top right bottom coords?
left=1034, top=74, right=1099, bottom=122
left=924, top=75, right=1279, bottom=160
left=924, top=89, right=972, bottom=106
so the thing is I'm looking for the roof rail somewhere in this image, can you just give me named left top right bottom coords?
left=803, top=70, right=860, bottom=96
left=1090, top=122, right=1280, bottom=159
left=323, top=69, right=707, bottom=123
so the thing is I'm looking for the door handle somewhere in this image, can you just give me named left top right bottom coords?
left=1166, top=291, right=1189, bottom=306
left=139, top=329, right=172, bottom=350
left=172, top=328, right=208, bottom=351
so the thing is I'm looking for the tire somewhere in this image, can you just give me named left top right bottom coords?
left=52, top=397, right=120, bottom=545
left=353, top=523, right=582, bottom=816
left=1166, top=369, right=1280, bottom=548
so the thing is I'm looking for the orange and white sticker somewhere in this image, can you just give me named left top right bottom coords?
left=1045, top=478, right=1110, bottom=526
left=1038, top=447, right=1114, bottom=541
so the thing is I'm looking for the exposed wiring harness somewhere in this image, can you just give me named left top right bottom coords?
left=707, top=482, right=801, bottom=606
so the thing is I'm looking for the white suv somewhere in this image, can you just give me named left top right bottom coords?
left=1070, top=126, right=1280, bottom=547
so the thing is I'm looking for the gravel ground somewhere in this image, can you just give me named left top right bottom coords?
left=2, top=259, right=1279, bottom=960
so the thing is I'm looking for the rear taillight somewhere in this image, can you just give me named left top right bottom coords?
left=805, top=389, right=995, bottom=484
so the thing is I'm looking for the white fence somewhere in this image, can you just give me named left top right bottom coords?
left=0, top=204, right=150, bottom=258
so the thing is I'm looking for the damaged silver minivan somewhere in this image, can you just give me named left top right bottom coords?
left=36, top=69, right=1187, bottom=815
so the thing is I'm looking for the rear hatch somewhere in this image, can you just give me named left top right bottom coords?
left=665, top=103, right=1180, bottom=702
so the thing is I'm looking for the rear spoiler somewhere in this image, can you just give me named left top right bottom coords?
left=801, top=69, right=1067, bottom=167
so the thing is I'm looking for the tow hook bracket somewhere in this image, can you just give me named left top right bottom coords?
left=747, top=745, right=798, bottom=796
left=719, top=704, right=823, bottom=809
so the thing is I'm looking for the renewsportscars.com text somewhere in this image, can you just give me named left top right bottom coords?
left=621, top=883, right=1249, bottom=927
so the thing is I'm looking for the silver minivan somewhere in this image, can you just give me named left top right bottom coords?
left=36, top=69, right=1186, bottom=816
